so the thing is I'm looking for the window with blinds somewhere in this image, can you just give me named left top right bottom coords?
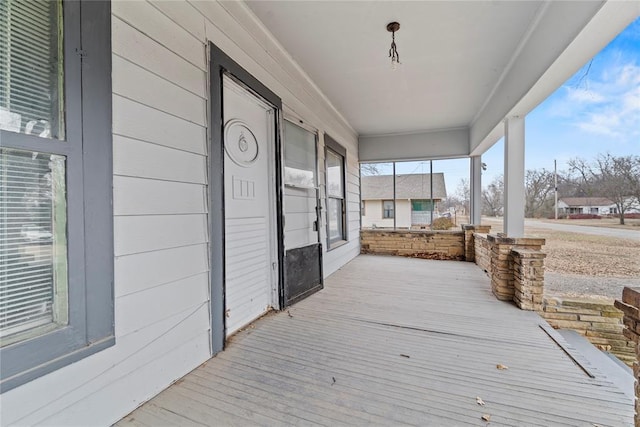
left=1, top=0, right=113, bottom=391
left=326, top=148, right=346, bottom=245
left=0, top=0, right=64, bottom=139
left=0, top=0, right=67, bottom=347
left=0, top=149, right=68, bottom=346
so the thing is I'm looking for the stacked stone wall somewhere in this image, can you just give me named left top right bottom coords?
left=461, top=225, right=491, bottom=262
left=485, top=235, right=545, bottom=302
left=360, top=230, right=465, bottom=259
left=474, top=233, right=491, bottom=274
left=511, top=249, right=545, bottom=311
left=543, top=296, right=633, bottom=366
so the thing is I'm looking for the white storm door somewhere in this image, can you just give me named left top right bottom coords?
left=223, top=75, right=277, bottom=336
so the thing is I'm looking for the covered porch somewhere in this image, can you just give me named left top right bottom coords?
left=118, top=255, right=632, bottom=426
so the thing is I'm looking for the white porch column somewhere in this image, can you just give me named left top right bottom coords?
left=470, top=156, right=482, bottom=225
left=504, top=116, right=525, bottom=237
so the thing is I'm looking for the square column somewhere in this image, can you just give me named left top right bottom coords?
left=470, top=156, right=482, bottom=225
left=504, top=116, right=525, bottom=237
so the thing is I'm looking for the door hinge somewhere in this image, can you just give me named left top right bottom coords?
left=272, top=262, right=277, bottom=270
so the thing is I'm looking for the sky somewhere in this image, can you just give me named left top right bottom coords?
left=363, top=17, right=640, bottom=198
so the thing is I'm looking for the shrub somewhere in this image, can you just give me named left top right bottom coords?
left=431, top=217, right=454, bottom=230
left=568, top=214, right=601, bottom=219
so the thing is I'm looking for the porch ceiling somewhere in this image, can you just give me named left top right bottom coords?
left=245, top=1, right=638, bottom=157
left=247, top=1, right=540, bottom=136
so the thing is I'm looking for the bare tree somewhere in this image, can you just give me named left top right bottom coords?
left=567, top=157, right=598, bottom=197
left=524, top=169, right=554, bottom=218
left=482, top=175, right=504, bottom=217
left=456, top=178, right=470, bottom=215
left=568, top=154, right=639, bottom=224
left=360, top=163, right=382, bottom=176
left=626, top=156, right=640, bottom=207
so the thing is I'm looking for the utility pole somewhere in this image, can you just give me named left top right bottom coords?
left=430, top=160, right=434, bottom=227
left=554, top=159, right=558, bottom=220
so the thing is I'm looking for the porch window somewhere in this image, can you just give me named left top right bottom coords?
left=325, top=135, right=347, bottom=248
left=0, top=0, right=113, bottom=392
left=382, top=200, right=394, bottom=218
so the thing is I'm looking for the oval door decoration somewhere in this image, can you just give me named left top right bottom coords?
left=224, top=119, right=259, bottom=167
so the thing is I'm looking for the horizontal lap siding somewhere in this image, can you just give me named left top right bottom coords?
left=111, top=8, right=210, bottom=414
left=3, top=1, right=359, bottom=425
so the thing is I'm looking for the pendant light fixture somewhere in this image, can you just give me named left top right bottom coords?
left=387, top=22, right=400, bottom=70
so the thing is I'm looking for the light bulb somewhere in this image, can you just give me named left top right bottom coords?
left=391, top=58, right=398, bottom=70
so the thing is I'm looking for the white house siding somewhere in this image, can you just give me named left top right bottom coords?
left=362, top=200, right=412, bottom=229
left=1, top=1, right=359, bottom=425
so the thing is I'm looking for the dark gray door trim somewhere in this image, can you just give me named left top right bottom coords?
left=208, top=42, right=283, bottom=354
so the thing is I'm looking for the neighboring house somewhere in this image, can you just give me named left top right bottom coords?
left=557, top=197, right=640, bottom=215
left=557, top=197, right=616, bottom=215
left=361, top=173, right=447, bottom=227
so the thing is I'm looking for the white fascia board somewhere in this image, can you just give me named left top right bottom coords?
left=358, top=127, right=469, bottom=163
left=470, top=1, right=638, bottom=156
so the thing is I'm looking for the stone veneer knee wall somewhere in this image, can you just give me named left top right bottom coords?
left=543, top=296, right=632, bottom=366
left=360, top=229, right=465, bottom=259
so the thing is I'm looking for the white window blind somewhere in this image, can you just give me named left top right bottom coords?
left=326, top=149, right=345, bottom=244
left=0, top=0, right=67, bottom=347
left=0, top=149, right=68, bottom=345
left=0, top=0, right=64, bottom=139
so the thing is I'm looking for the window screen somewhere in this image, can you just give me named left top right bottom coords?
left=284, top=121, right=316, bottom=188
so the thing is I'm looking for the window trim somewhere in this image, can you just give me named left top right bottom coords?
left=324, top=135, right=347, bottom=250
left=0, top=0, right=114, bottom=393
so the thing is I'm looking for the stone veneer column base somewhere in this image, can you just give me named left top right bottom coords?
left=486, top=234, right=545, bottom=302
left=511, top=249, right=545, bottom=311
left=461, top=224, right=491, bottom=262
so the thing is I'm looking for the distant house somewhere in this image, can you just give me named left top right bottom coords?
left=557, top=197, right=616, bottom=215
left=361, top=173, right=447, bottom=228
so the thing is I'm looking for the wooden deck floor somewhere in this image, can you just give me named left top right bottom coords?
left=117, top=255, right=632, bottom=426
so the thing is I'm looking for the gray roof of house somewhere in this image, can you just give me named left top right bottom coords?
left=361, top=173, right=447, bottom=200
left=559, top=197, right=614, bottom=207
